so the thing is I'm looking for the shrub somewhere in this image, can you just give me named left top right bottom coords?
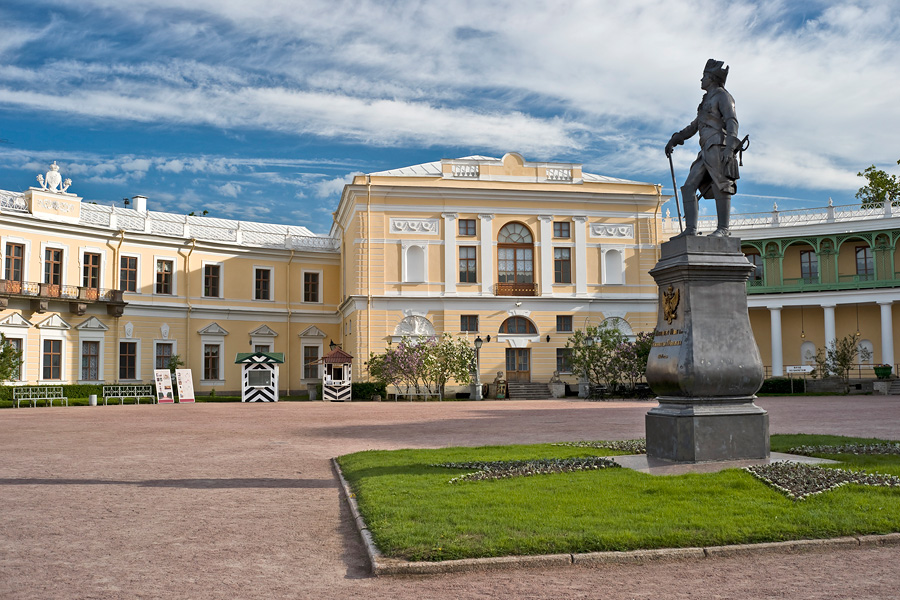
left=759, top=377, right=805, bottom=394
left=351, top=381, right=387, bottom=401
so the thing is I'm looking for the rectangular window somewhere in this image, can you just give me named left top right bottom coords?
left=83, top=252, right=100, bottom=290
left=856, top=246, right=874, bottom=277
left=5, top=337, right=22, bottom=380
left=557, top=348, right=574, bottom=373
left=82, top=340, right=100, bottom=380
left=203, top=264, right=220, bottom=297
left=43, top=339, right=62, bottom=380
left=556, top=315, right=573, bottom=332
left=119, top=341, right=137, bottom=380
left=155, top=342, right=173, bottom=371
left=746, top=253, right=764, bottom=282
left=248, top=370, right=271, bottom=387
left=44, top=248, right=63, bottom=285
left=460, top=315, right=479, bottom=332
left=203, top=344, right=220, bottom=380
left=458, top=219, right=476, bottom=236
left=303, top=346, right=319, bottom=379
left=156, top=259, right=173, bottom=294
left=553, top=222, right=570, bottom=238
left=5, top=242, right=24, bottom=282
left=459, top=246, right=477, bottom=283
left=799, top=250, right=818, bottom=282
left=120, top=256, right=137, bottom=292
left=554, top=248, right=572, bottom=283
left=303, top=272, right=319, bottom=303
left=254, top=268, right=271, bottom=300
left=254, top=344, right=271, bottom=353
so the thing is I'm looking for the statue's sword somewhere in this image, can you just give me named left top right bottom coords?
left=667, top=153, right=684, bottom=233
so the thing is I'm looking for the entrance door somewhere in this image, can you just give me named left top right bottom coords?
left=506, top=348, right=530, bottom=382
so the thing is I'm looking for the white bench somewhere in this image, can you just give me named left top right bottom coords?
left=13, top=386, right=68, bottom=408
left=102, top=385, right=156, bottom=405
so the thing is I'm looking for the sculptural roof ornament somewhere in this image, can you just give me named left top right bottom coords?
left=36, top=161, right=73, bottom=194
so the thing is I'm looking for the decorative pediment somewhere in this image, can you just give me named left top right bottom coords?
left=75, top=316, right=109, bottom=331
left=37, top=314, right=71, bottom=329
left=198, top=322, right=229, bottom=336
left=298, top=325, right=326, bottom=338
left=250, top=324, right=278, bottom=337
left=0, top=313, right=33, bottom=328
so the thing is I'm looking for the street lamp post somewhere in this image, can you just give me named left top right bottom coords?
left=474, top=335, right=484, bottom=400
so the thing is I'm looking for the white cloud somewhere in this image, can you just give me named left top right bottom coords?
left=214, top=182, right=242, bottom=197
left=313, top=172, right=361, bottom=199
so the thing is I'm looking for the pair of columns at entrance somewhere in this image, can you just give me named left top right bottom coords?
left=768, top=302, right=894, bottom=376
left=441, top=213, right=589, bottom=296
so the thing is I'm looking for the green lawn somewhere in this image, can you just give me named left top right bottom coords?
left=336, top=434, right=900, bottom=561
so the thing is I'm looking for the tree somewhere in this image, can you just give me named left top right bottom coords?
left=566, top=322, right=627, bottom=390
left=615, top=331, right=654, bottom=392
left=367, top=334, right=475, bottom=399
left=166, top=354, right=185, bottom=373
left=856, top=160, right=900, bottom=209
left=0, top=333, right=23, bottom=382
left=811, top=334, right=873, bottom=392
left=423, top=333, right=475, bottom=400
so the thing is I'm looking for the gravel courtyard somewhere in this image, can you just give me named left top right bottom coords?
left=2, top=396, right=899, bottom=599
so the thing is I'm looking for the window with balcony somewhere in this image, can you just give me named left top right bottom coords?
left=459, top=219, right=476, bottom=236
left=554, top=248, right=572, bottom=283
left=203, top=264, right=221, bottom=297
left=82, top=340, right=100, bottom=380
left=856, top=246, right=874, bottom=278
left=5, top=243, right=24, bottom=288
left=43, top=339, right=62, bottom=380
left=44, top=248, right=63, bottom=289
left=556, top=315, right=573, bottom=332
left=120, top=256, right=137, bottom=292
left=800, top=250, right=818, bottom=282
left=83, top=252, right=100, bottom=297
left=460, top=315, right=479, bottom=332
left=119, top=341, right=137, bottom=380
left=497, top=222, right=535, bottom=295
left=459, top=246, right=477, bottom=283
left=156, top=259, right=173, bottom=294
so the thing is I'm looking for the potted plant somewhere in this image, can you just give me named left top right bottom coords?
left=874, top=364, right=893, bottom=379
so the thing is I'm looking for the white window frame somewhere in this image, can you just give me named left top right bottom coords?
left=118, top=338, right=141, bottom=382
left=154, top=255, right=177, bottom=296
left=78, top=332, right=105, bottom=383
left=301, top=269, right=323, bottom=304
left=253, top=266, right=275, bottom=301
left=153, top=340, right=177, bottom=371
left=302, top=343, right=323, bottom=381
left=119, top=252, right=141, bottom=293
left=2, top=235, right=32, bottom=283
left=201, top=260, right=224, bottom=299
left=200, top=338, right=225, bottom=385
left=3, top=335, right=25, bottom=381
left=40, top=241, right=70, bottom=287
left=39, top=333, right=67, bottom=383
left=79, top=245, right=107, bottom=290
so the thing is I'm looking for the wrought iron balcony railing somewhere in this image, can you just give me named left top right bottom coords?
left=0, top=279, right=126, bottom=315
left=494, top=282, right=539, bottom=296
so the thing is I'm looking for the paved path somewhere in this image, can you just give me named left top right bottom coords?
left=1, top=396, right=899, bottom=599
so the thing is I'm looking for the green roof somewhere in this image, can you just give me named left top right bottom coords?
left=234, top=351, right=285, bottom=364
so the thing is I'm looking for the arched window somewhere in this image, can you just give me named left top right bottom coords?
left=499, top=316, right=537, bottom=334
left=497, top=223, right=534, bottom=284
left=602, top=249, right=623, bottom=284
left=404, top=244, right=426, bottom=282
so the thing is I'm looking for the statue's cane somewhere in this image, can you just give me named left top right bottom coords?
left=667, top=153, right=684, bottom=233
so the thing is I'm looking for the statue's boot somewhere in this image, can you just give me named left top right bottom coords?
left=708, top=193, right=731, bottom=237
left=670, top=189, right=699, bottom=239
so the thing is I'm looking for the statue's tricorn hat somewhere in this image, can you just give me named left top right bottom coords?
left=704, top=58, right=729, bottom=83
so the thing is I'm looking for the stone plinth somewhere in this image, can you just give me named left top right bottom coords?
left=645, top=236, right=768, bottom=462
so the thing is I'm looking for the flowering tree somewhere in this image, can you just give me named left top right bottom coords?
left=614, top=331, right=654, bottom=392
left=566, top=322, right=626, bottom=390
left=368, top=334, right=475, bottom=399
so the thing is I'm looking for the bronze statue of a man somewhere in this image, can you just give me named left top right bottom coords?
left=665, top=59, right=741, bottom=238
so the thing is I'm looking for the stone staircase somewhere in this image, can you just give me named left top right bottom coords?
left=889, top=379, right=900, bottom=395
left=506, top=382, right=552, bottom=400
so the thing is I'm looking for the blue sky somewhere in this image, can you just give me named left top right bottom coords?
left=1, top=0, right=898, bottom=234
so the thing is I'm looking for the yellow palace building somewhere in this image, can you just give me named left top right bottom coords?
left=1, top=155, right=898, bottom=396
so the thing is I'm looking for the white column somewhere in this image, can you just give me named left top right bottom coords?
left=573, top=216, right=588, bottom=296
left=442, top=213, right=457, bottom=296
left=538, top=215, right=553, bottom=296
left=769, top=305, right=783, bottom=376
left=880, top=301, right=894, bottom=366
left=478, top=214, right=494, bottom=296
left=823, top=304, right=836, bottom=347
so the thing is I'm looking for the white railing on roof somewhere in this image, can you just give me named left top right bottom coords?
left=452, top=164, right=479, bottom=178
left=545, top=168, right=572, bottom=181
left=662, top=201, right=900, bottom=234
left=0, top=191, right=28, bottom=213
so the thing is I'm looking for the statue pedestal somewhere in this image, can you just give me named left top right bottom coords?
left=645, top=236, right=768, bottom=462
